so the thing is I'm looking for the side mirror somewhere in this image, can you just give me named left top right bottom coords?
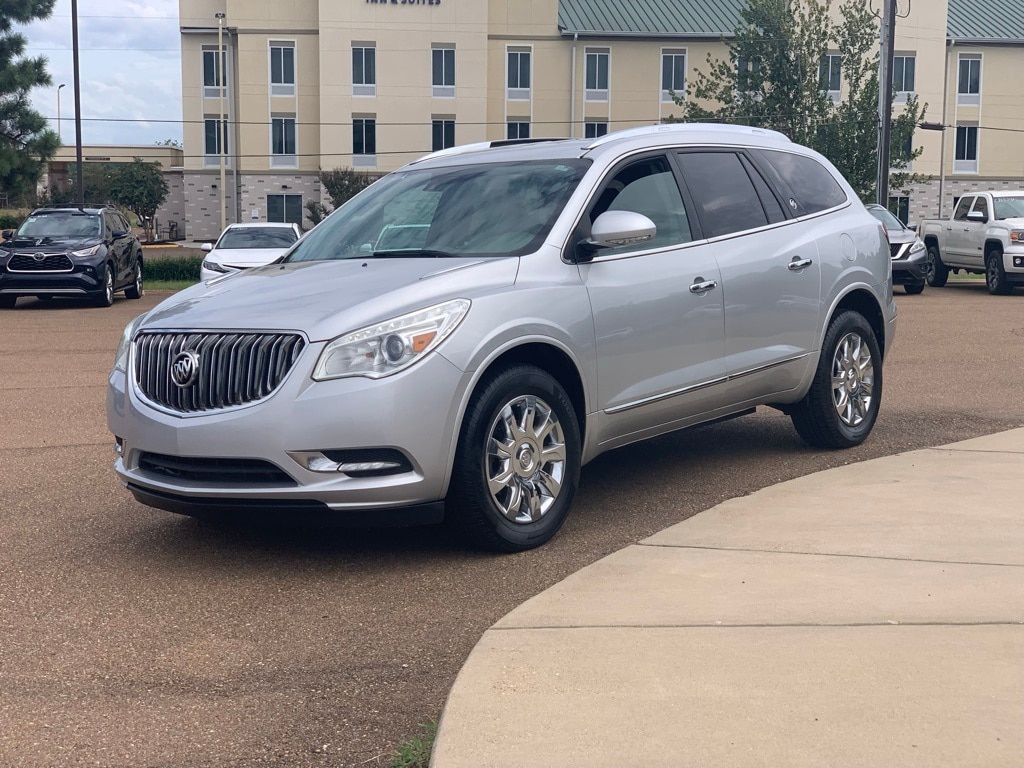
left=907, top=223, right=918, bottom=232
left=580, top=210, right=657, bottom=255
left=967, top=210, right=987, bottom=223
left=1, top=230, right=12, bottom=241
left=111, top=229, right=127, bottom=239
left=201, top=242, right=213, bottom=252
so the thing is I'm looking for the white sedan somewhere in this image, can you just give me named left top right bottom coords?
left=200, top=222, right=302, bottom=281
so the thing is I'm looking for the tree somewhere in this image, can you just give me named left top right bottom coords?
left=320, top=167, right=374, bottom=210
left=672, top=0, right=925, bottom=201
left=155, top=138, right=182, bottom=149
left=0, top=0, right=60, bottom=205
left=109, top=158, right=168, bottom=243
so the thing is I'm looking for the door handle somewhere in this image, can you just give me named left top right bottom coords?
left=689, top=278, right=717, bottom=294
left=963, top=227, right=971, bottom=231
left=788, top=257, right=813, bottom=271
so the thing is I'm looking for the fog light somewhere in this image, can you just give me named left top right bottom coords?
left=1014, top=256, right=1023, bottom=267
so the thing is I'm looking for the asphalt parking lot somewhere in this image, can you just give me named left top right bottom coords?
left=1, top=283, right=1022, bottom=768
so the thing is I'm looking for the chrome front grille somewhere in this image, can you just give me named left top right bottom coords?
left=889, top=242, right=908, bottom=260
left=8, top=252, right=73, bottom=272
left=133, top=331, right=305, bottom=413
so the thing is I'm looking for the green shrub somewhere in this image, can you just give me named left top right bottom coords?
left=0, top=212, right=24, bottom=230
left=145, top=255, right=202, bottom=282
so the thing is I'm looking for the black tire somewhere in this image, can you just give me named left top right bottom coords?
left=926, top=244, right=949, bottom=287
left=904, top=282, right=925, bottom=295
left=985, top=249, right=1013, bottom=295
left=0, top=296, right=16, bottom=309
left=791, top=311, right=882, bottom=449
left=446, top=365, right=581, bottom=552
left=94, top=264, right=114, bottom=307
left=125, top=259, right=144, bottom=299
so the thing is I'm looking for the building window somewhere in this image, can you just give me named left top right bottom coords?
left=957, top=55, right=981, bottom=106
left=271, top=116, right=297, bottom=167
left=203, top=117, right=228, bottom=165
left=819, top=54, right=842, bottom=101
left=268, top=194, right=303, bottom=227
left=353, top=45, right=376, bottom=97
left=584, top=121, right=607, bottom=139
left=353, top=116, right=377, bottom=168
left=737, top=56, right=762, bottom=95
left=507, top=121, right=530, bottom=140
left=661, top=49, right=686, bottom=102
left=202, top=47, right=225, bottom=99
left=432, top=118, right=455, bottom=151
left=892, top=54, right=915, bottom=101
left=585, top=48, right=609, bottom=101
left=954, top=124, right=978, bottom=173
left=270, top=42, right=295, bottom=97
left=888, top=195, right=910, bottom=225
left=507, top=47, right=531, bottom=100
left=432, top=46, right=455, bottom=98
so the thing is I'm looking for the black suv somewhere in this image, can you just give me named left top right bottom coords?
left=0, top=206, right=144, bottom=308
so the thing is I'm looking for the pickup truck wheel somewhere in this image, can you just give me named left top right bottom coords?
left=926, top=245, right=949, bottom=287
left=790, top=311, right=882, bottom=450
left=985, top=250, right=1013, bottom=295
left=904, top=283, right=925, bottom=295
left=446, top=365, right=581, bottom=552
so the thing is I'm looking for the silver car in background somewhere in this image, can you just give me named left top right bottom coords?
left=199, top=222, right=303, bottom=281
left=108, top=124, right=896, bottom=552
left=866, top=203, right=927, bottom=295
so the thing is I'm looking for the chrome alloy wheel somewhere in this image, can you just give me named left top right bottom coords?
left=485, top=395, right=567, bottom=524
left=831, top=332, right=874, bottom=428
left=104, top=269, right=114, bottom=303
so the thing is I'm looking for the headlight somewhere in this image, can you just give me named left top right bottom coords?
left=71, top=244, right=101, bottom=258
left=313, top=299, right=470, bottom=381
left=1009, top=230, right=1024, bottom=243
left=202, top=259, right=229, bottom=273
left=114, top=312, right=149, bottom=372
left=909, top=239, right=925, bottom=254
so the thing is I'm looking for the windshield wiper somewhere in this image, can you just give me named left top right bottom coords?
left=367, top=249, right=458, bottom=258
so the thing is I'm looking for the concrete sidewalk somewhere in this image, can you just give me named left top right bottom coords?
left=432, top=430, right=1024, bottom=768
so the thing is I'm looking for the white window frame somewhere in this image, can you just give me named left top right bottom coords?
left=820, top=53, right=842, bottom=102
left=353, top=115, right=377, bottom=168
left=661, top=48, right=686, bottom=102
left=353, top=44, right=376, bottom=97
left=957, top=54, right=981, bottom=107
left=432, top=45, right=455, bottom=98
left=203, top=117, right=229, bottom=167
left=269, top=41, right=296, bottom=97
left=585, top=48, right=609, bottom=102
left=506, top=46, right=531, bottom=101
left=202, top=46, right=226, bottom=99
left=892, top=53, right=915, bottom=103
left=506, top=121, right=530, bottom=140
left=432, top=117, right=455, bottom=151
left=954, top=123, right=979, bottom=174
left=270, top=115, right=297, bottom=168
left=584, top=121, right=608, bottom=139
left=888, top=195, right=910, bottom=225
left=267, top=193, right=304, bottom=227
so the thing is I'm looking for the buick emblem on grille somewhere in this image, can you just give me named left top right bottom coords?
left=170, top=350, right=200, bottom=388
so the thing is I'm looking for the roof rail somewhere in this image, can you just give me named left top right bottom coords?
left=35, top=202, right=106, bottom=210
left=584, top=123, right=791, bottom=150
left=409, top=137, right=574, bottom=165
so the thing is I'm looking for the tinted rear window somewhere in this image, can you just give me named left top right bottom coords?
left=676, top=151, right=768, bottom=238
left=756, top=150, right=847, bottom=215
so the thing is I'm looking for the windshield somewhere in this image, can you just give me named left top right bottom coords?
left=16, top=211, right=102, bottom=239
left=216, top=227, right=298, bottom=249
left=284, top=159, right=591, bottom=262
left=993, top=197, right=1024, bottom=220
left=867, top=207, right=905, bottom=230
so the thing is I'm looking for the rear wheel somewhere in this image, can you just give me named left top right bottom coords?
left=125, top=259, right=144, bottom=299
left=791, top=311, right=882, bottom=449
left=904, top=282, right=925, bottom=295
left=446, top=365, right=581, bottom=552
left=94, top=265, right=114, bottom=307
left=926, top=245, right=949, bottom=287
left=985, top=249, right=1013, bottom=295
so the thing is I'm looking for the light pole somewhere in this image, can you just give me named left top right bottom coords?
left=215, top=12, right=227, bottom=233
left=57, top=83, right=65, bottom=139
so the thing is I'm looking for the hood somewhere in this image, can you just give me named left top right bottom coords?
left=884, top=227, right=916, bottom=245
left=141, top=256, right=520, bottom=341
left=206, top=247, right=291, bottom=268
left=997, top=217, right=1024, bottom=229
left=3, top=235, right=99, bottom=250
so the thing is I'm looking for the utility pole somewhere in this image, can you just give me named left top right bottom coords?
left=70, top=0, right=84, bottom=207
left=216, top=12, right=227, bottom=233
left=876, top=0, right=897, bottom=206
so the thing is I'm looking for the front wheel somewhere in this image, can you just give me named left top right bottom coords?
left=926, top=245, right=949, bottom=287
left=791, top=311, right=882, bottom=449
left=94, top=265, right=114, bottom=307
left=904, top=283, right=925, bottom=295
left=446, top=365, right=581, bottom=552
left=985, top=250, right=1013, bottom=295
left=125, top=259, right=144, bottom=299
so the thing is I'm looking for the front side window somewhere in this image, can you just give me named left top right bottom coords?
left=957, top=56, right=981, bottom=104
left=952, top=196, right=973, bottom=221
left=585, top=49, right=609, bottom=101
left=271, top=117, right=297, bottom=166
left=507, top=48, right=531, bottom=99
left=432, top=46, right=455, bottom=97
left=507, top=121, right=530, bottom=140
left=353, top=45, right=376, bottom=96
left=677, top=151, right=768, bottom=238
left=270, top=43, right=296, bottom=95
left=589, top=155, right=693, bottom=256
left=819, top=54, right=842, bottom=99
left=584, top=122, right=608, bottom=139
left=954, top=124, right=978, bottom=173
left=267, top=194, right=303, bottom=227
left=17, top=211, right=102, bottom=239
left=284, top=159, right=590, bottom=261
left=432, top=119, right=455, bottom=151
left=661, top=49, right=686, bottom=101
left=971, top=196, right=989, bottom=220
left=755, top=149, right=848, bottom=216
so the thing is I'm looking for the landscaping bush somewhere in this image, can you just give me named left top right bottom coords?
left=0, top=212, right=24, bottom=230
left=145, top=255, right=202, bottom=282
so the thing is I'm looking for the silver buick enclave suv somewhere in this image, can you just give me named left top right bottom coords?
left=108, top=124, right=896, bottom=551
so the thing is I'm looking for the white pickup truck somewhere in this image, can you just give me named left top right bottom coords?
left=919, top=191, right=1024, bottom=295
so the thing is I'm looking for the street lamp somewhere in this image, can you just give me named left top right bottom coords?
left=919, top=121, right=947, bottom=218
left=57, top=83, right=65, bottom=139
left=215, top=12, right=227, bottom=232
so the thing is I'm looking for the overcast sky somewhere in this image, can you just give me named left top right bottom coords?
left=24, top=0, right=183, bottom=150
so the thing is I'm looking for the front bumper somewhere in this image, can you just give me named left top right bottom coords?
left=0, top=261, right=106, bottom=296
left=1004, top=247, right=1024, bottom=283
left=891, top=246, right=927, bottom=285
left=108, top=341, right=470, bottom=520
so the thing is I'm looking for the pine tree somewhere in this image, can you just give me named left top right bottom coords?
left=0, top=0, right=60, bottom=205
